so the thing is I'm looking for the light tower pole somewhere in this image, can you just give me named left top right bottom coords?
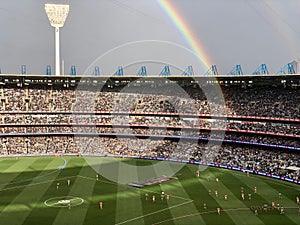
left=45, top=4, right=69, bottom=76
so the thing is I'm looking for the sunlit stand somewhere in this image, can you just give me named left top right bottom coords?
left=45, top=4, right=69, bottom=76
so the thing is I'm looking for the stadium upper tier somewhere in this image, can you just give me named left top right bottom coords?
left=0, top=74, right=299, bottom=118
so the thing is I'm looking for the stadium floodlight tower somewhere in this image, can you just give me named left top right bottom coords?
left=45, top=4, right=69, bottom=76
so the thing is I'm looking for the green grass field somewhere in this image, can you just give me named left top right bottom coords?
left=0, top=156, right=299, bottom=225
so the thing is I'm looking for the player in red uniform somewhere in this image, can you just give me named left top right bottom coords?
left=217, top=207, right=221, bottom=215
left=99, top=201, right=103, bottom=210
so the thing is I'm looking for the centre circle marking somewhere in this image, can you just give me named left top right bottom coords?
left=44, top=196, right=84, bottom=208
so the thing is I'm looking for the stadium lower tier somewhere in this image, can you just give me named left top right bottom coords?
left=1, top=136, right=299, bottom=182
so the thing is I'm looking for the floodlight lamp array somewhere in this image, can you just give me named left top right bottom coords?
left=45, top=4, right=69, bottom=28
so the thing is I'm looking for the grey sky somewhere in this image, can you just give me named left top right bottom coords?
left=0, top=0, right=299, bottom=75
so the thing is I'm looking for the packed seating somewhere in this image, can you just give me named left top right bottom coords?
left=0, top=86, right=299, bottom=118
left=0, top=136, right=299, bottom=180
left=0, top=79, right=299, bottom=182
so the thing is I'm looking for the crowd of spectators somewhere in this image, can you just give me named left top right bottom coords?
left=0, top=83, right=299, bottom=181
left=1, top=136, right=78, bottom=155
left=0, top=125, right=298, bottom=147
left=210, top=145, right=300, bottom=180
left=1, top=136, right=299, bottom=180
left=1, top=114, right=299, bottom=137
left=0, top=86, right=299, bottom=119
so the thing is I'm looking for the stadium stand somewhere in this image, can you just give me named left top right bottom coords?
left=0, top=74, right=299, bottom=181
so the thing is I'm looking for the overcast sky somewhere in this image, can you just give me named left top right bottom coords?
left=0, top=0, right=299, bottom=75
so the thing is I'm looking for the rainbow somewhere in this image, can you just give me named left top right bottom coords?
left=157, top=0, right=212, bottom=70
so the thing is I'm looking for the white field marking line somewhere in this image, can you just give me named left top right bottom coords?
left=115, top=199, right=194, bottom=225
left=44, top=196, right=85, bottom=208
left=77, top=175, right=192, bottom=201
left=153, top=207, right=250, bottom=225
left=0, top=175, right=77, bottom=192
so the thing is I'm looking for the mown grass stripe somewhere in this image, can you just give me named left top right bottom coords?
left=22, top=157, right=85, bottom=225
left=140, top=160, right=176, bottom=225
left=51, top=160, right=98, bottom=225
left=0, top=157, right=39, bottom=189
left=0, top=157, right=63, bottom=225
left=218, top=168, right=298, bottom=225
left=196, top=166, right=265, bottom=225
left=83, top=177, right=119, bottom=224
left=0, top=157, right=20, bottom=170
left=229, top=170, right=300, bottom=225
left=114, top=159, right=145, bottom=225
left=167, top=165, right=233, bottom=225
left=0, top=157, right=56, bottom=211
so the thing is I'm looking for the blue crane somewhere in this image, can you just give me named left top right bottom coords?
left=21, top=65, right=26, bottom=74
left=252, top=64, right=269, bottom=75
left=227, top=64, right=243, bottom=75
left=204, top=65, right=218, bottom=75
left=46, top=65, right=51, bottom=75
left=137, top=66, right=147, bottom=76
left=181, top=66, right=194, bottom=76
left=93, top=66, right=100, bottom=75
left=70, top=66, right=76, bottom=75
left=159, top=65, right=171, bottom=76
left=114, top=66, right=124, bottom=76
left=276, top=62, right=296, bottom=74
